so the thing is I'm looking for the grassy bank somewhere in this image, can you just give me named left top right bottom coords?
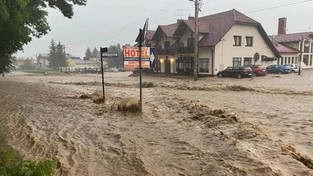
left=0, top=128, right=56, bottom=176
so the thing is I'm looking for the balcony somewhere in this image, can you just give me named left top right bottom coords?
left=156, top=47, right=175, bottom=55
left=178, top=45, right=194, bottom=54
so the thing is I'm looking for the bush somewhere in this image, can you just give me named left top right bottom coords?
left=0, top=130, right=56, bottom=176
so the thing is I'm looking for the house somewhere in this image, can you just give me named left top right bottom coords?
left=36, top=54, right=50, bottom=70
left=152, top=21, right=181, bottom=73
left=270, top=18, right=313, bottom=68
left=135, top=30, right=156, bottom=47
left=149, top=9, right=280, bottom=75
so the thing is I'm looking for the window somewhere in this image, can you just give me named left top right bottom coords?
left=292, top=57, right=294, bottom=64
left=199, top=59, right=209, bottom=73
left=288, top=57, right=291, bottom=64
left=187, top=38, right=194, bottom=48
left=232, top=57, right=242, bottom=67
left=233, top=36, right=241, bottom=46
left=303, top=55, right=309, bottom=66
left=245, top=36, right=253, bottom=46
left=244, top=57, right=252, bottom=66
left=304, top=41, right=310, bottom=53
left=164, top=41, right=170, bottom=49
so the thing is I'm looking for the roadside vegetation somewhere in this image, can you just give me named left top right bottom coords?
left=0, top=129, right=56, bottom=176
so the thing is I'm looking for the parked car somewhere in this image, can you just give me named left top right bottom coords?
left=217, top=66, right=253, bottom=79
left=117, top=67, right=126, bottom=72
left=244, top=64, right=267, bottom=76
left=284, top=64, right=301, bottom=73
left=106, top=67, right=118, bottom=72
left=266, top=65, right=291, bottom=74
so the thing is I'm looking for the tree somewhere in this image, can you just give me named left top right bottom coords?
left=92, top=47, right=99, bottom=58
left=48, top=40, right=57, bottom=70
left=20, top=58, right=35, bottom=70
left=107, top=44, right=123, bottom=68
left=85, top=47, right=92, bottom=60
left=56, top=42, right=67, bottom=67
left=0, top=0, right=86, bottom=75
left=48, top=40, right=66, bottom=70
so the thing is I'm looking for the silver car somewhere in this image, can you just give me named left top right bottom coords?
left=284, top=64, right=301, bottom=73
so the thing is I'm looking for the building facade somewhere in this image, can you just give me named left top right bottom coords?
left=271, top=17, right=313, bottom=68
left=147, top=9, right=280, bottom=75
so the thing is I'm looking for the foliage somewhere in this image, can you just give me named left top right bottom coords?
left=107, top=44, right=123, bottom=68
left=0, top=55, right=14, bottom=75
left=0, top=129, right=56, bottom=176
left=91, top=47, right=99, bottom=58
left=0, top=0, right=86, bottom=74
left=20, top=58, right=36, bottom=70
left=48, top=40, right=66, bottom=70
left=85, top=47, right=92, bottom=60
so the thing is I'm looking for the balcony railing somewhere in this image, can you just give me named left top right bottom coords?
left=178, top=46, right=194, bottom=54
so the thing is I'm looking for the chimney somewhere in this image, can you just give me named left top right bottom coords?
left=278, top=17, right=287, bottom=35
left=188, top=16, right=195, bottom=21
left=177, top=19, right=182, bottom=24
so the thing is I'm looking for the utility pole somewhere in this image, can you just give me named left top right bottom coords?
left=192, top=0, right=200, bottom=81
left=298, top=37, right=304, bottom=75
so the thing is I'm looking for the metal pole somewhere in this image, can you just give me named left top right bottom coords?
left=193, top=0, right=199, bottom=81
left=298, top=39, right=304, bottom=75
left=139, top=29, right=143, bottom=110
left=100, top=47, right=105, bottom=102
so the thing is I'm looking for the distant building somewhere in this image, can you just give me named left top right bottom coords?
left=36, top=54, right=50, bottom=70
left=270, top=17, right=313, bottom=68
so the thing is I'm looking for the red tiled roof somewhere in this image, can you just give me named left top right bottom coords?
left=197, top=9, right=258, bottom=46
left=271, top=32, right=313, bottom=43
left=152, top=22, right=179, bottom=42
left=160, top=23, right=178, bottom=37
left=146, top=30, right=155, bottom=40
left=274, top=43, right=299, bottom=53
left=173, top=9, right=280, bottom=58
left=135, top=30, right=156, bottom=42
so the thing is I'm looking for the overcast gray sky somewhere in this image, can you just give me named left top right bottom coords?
left=16, top=0, right=313, bottom=58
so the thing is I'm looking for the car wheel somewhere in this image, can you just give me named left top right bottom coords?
left=237, top=74, right=242, bottom=79
left=291, top=70, right=295, bottom=73
left=218, top=73, right=223, bottom=78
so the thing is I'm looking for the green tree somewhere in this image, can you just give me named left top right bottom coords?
left=20, top=58, right=35, bottom=70
left=85, top=47, right=92, bottom=60
left=48, top=40, right=66, bottom=70
left=48, top=40, right=57, bottom=70
left=0, top=0, right=86, bottom=75
left=107, top=44, right=123, bottom=68
left=56, top=42, right=67, bottom=67
left=92, top=47, right=99, bottom=58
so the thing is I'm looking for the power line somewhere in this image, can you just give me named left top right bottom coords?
left=245, top=0, right=313, bottom=14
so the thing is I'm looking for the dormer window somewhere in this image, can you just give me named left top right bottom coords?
left=246, top=36, right=253, bottom=47
left=233, top=36, right=241, bottom=46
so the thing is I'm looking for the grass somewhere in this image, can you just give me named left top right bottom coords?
left=0, top=128, right=56, bottom=176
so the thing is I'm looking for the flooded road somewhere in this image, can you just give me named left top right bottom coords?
left=0, top=71, right=313, bottom=175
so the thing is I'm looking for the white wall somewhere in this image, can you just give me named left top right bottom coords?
left=214, top=24, right=276, bottom=74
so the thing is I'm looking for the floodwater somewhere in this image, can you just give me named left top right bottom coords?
left=0, top=71, right=313, bottom=176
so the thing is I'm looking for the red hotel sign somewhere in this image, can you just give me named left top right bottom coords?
left=123, top=46, right=150, bottom=70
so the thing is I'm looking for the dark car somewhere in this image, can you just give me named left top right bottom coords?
left=217, top=66, right=253, bottom=79
left=266, top=65, right=291, bottom=74
left=244, top=65, right=267, bottom=76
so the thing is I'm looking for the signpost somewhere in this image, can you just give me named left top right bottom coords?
left=100, top=48, right=119, bottom=102
left=100, top=47, right=108, bottom=102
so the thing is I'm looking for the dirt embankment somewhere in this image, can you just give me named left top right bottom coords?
left=0, top=74, right=313, bottom=175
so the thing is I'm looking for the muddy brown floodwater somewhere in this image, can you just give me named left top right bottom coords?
left=0, top=71, right=313, bottom=176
